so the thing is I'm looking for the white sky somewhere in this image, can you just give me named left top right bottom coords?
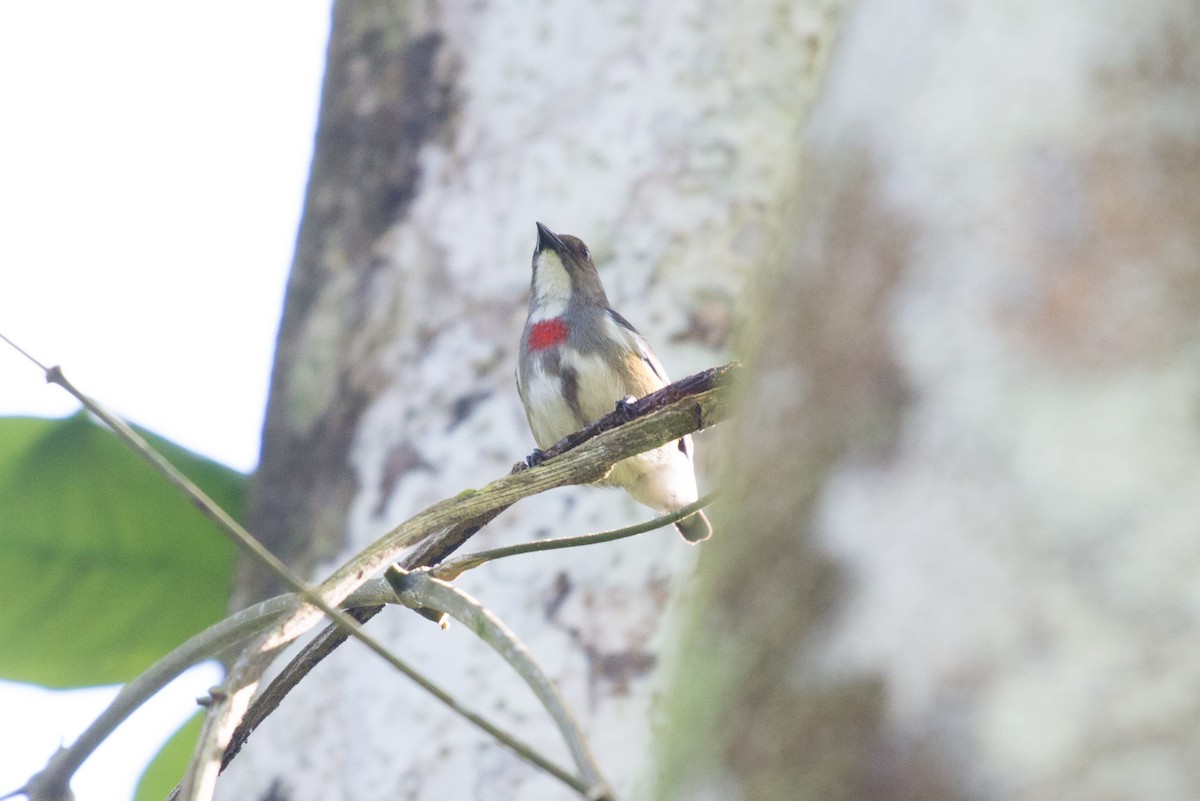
left=0, top=2, right=332, bottom=798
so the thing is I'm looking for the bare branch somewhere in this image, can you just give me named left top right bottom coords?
left=33, top=363, right=428, bottom=731
left=387, top=568, right=614, bottom=799
left=431, top=492, right=718, bottom=581
left=0, top=357, right=735, bottom=801
left=0, top=348, right=501, bottom=801
left=205, top=363, right=738, bottom=791
left=14, top=580, right=402, bottom=801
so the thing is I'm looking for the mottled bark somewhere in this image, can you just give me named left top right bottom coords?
left=237, top=1, right=455, bottom=607
left=660, top=1, right=1200, bottom=800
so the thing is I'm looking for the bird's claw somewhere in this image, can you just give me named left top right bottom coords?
left=614, top=395, right=638, bottom=421
left=525, top=447, right=547, bottom=468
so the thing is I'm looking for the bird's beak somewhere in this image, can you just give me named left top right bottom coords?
left=535, top=221, right=565, bottom=254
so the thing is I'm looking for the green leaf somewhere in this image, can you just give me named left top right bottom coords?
left=134, top=711, right=203, bottom=801
left=0, top=413, right=243, bottom=687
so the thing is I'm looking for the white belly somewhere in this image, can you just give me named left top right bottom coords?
left=608, top=440, right=699, bottom=512
left=520, top=364, right=581, bottom=449
left=519, top=343, right=698, bottom=515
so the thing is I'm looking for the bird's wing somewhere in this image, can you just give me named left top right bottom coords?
left=606, top=307, right=692, bottom=457
left=606, top=308, right=669, bottom=383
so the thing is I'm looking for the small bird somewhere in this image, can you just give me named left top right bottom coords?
left=517, top=222, right=712, bottom=543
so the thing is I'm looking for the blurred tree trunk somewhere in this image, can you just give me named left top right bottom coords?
left=659, top=1, right=1200, bottom=800
left=222, top=1, right=843, bottom=799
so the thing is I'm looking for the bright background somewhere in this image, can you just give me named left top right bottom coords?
left=0, top=2, right=332, bottom=798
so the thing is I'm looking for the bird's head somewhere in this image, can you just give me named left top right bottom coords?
left=530, top=222, right=609, bottom=308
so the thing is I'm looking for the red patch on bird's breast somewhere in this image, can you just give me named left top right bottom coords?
left=527, top=318, right=569, bottom=351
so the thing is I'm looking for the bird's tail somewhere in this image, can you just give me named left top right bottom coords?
left=675, top=509, right=713, bottom=543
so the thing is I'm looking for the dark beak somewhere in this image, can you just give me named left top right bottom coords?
left=535, top=221, right=565, bottom=253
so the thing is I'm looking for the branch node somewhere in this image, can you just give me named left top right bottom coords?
left=384, top=564, right=415, bottom=595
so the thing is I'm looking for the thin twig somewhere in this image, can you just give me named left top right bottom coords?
left=212, top=366, right=737, bottom=783
left=431, top=492, right=719, bottom=580
left=0, top=331, right=50, bottom=371
left=0, top=338, right=596, bottom=801
left=0, top=338, right=435, bottom=718
left=12, top=579, right=391, bottom=801
left=41, top=367, right=413, bottom=673
left=3, top=333, right=738, bottom=800
left=15, top=596, right=295, bottom=801
left=387, top=568, right=615, bottom=800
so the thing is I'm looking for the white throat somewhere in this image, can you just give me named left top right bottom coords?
left=530, top=250, right=571, bottom=322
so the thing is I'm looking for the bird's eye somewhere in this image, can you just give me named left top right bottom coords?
left=579, top=245, right=590, bottom=260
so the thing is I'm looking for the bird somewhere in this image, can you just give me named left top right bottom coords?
left=516, top=221, right=712, bottom=543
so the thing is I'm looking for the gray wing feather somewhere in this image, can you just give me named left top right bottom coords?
left=607, top=308, right=668, bottom=382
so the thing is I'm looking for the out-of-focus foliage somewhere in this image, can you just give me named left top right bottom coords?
left=135, top=712, right=204, bottom=801
left=0, top=413, right=242, bottom=687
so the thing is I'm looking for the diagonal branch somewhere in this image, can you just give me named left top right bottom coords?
left=386, top=567, right=615, bottom=800
left=26, top=360, right=432, bottom=732
left=430, top=492, right=718, bottom=580
left=2, top=327, right=738, bottom=801
left=201, top=363, right=738, bottom=792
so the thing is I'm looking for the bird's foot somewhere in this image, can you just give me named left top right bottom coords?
left=524, top=447, right=547, bottom=468
left=614, top=395, right=638, bottom=421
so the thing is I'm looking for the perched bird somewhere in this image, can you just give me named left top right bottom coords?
left=516, top=222, right=712, bottom=543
